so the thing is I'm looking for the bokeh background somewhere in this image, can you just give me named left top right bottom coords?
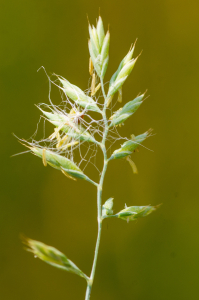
left=1, top=0, right=199, bottom=299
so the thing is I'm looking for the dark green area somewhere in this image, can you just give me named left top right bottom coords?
left=1, top=0, right=199, bottom=299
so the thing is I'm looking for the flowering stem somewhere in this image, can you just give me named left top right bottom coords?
left=85, top=77, right=109, bottom=300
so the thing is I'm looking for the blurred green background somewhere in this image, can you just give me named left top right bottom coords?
left=1, top=0, right=199, bottom=299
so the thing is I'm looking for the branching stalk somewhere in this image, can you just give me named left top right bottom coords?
left=85, top=77, right=108, bottom=300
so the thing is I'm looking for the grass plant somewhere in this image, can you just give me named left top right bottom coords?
left=18, top=15, right=159, bottom=300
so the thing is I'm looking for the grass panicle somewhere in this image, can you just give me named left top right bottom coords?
left=16, top=14, right=159, bottom=300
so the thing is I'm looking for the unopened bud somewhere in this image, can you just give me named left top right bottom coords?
left=110, top=130, right=151, bottom=160
left=116, top=205, right=159, bottom=222
left=101, top=31, right=110, bottom=62
left=102, top=198, right=114, bottom=217
left=109, top=94, right=144, bottom=127
left=96, top=16, right=105, bottom=48
left=22, top=237, right=88, bottom=280
left=116, top=58, right=137, bottom=81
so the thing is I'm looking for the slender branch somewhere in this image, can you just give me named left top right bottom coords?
left=85, top=77, right=109, bottom=300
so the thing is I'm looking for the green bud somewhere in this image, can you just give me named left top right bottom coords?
left=50, top=120, right=96, bottom=143
left=107, top=76, right=127, bottom=98
left=88, top=18, right=109, bottom=78
left=92, top=26, right=100, bottom=52
left=31, top=146, right=81, bottom=172
left=58, top=77, right=101, bottom=113
left=109, top=130, right=151, bottom=160
left=89, top=24, right=99, bottom=57
left=101, top=55, right=109, bottom=79
left=108, top=43, right=138, bottom=99
left=38, top=107, right=72, bottom=124
left=120, top=94, right=144, bottom=114
left=97, top=16, right=105, bottom=49
left=23, top=237, right=88, bottom=280
left=109, top=47, right=132, bottom=87
left=62, top=84, right=79, bottom=101
left=123, top=43, right=136, bottom=65
left=39, top=108, right=96, bottom=143
left=109, top=94, right=144, bottom=127
left=116, top=58, right=137, bottom=81
left=88, top=41, right=102, bottom=77
left=101, top=31, right=110, bottom=62
left=35, top=107, right=57, bottom=121
left=102, top=198, right=114, bottom=217
left=117, top=43, right=136, bottom=76
left=116, top=205, right=158, bottom=221
left=88, top=40, right=96, bottom=63
left=28, top=146, right=97, bottom=185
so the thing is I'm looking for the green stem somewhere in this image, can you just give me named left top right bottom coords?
left=85, top=77, right=108, bottom=300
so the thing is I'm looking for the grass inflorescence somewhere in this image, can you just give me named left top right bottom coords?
left=16, top=14, right=159, bottom=300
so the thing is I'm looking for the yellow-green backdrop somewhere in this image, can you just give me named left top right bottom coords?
left=1, top=0, right=199, bottom=299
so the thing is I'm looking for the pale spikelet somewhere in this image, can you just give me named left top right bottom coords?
left=102, top=198, right=114, bottom=217
left=58, top=77, right=101, bottom=113
left=96, top=16, right=105, bottom=48
left=115, top=205, right=158, bottom=222
left=22, top=236, right=88, bottom=280
left=109, top=94, right=144, bottom=127
left=41, top=107, right=96, bottom=143
left=110, top=130, right=151, bottom=160
left=107, top=41, right=139, bottom=100
left=88, top=16, right=110, bottom=78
